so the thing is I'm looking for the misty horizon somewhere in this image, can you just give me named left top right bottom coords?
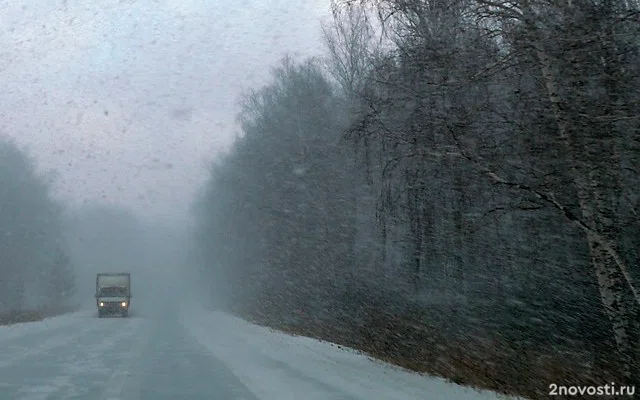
left=1, top=0, right=331, bottom=222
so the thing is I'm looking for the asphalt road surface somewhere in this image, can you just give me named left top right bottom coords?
left=0, top=299, right=512, bottom=400
left=0, top=303, right=258, bottom=400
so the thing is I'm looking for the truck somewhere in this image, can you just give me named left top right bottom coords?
left=96, top=273, right=131, bottom=317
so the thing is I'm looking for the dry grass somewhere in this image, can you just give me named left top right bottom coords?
left=237, top=305, right=631, bottom=400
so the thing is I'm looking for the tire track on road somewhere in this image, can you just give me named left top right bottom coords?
left=16, top=318, right=144, bottom=400
left=0, top=322, right=100, bottom=369
left=101, top=318, right=151, bottom=400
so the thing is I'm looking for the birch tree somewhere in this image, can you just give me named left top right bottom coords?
left=340, top=0, right=639, bottom=379
left=468, top=0, right=640, bottom=379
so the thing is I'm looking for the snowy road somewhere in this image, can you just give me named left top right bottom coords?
left=0, top=303, right=514, bottom=400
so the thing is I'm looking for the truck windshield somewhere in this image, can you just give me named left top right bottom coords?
left=98, top=287, right=128, bottom=297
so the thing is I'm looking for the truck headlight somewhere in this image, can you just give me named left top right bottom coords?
left=99, top=302, right=104, bottom=307
left=121, top=302, right=127, bottom=307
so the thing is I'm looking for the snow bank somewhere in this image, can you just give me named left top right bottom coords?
left=0, top=309, right=92, bottom=343
left=185, top=309, right=519, bottom=400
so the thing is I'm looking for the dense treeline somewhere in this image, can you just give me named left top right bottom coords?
left=0, top=138, right=75, bottom=313
left=193, top=0, right=639, bottom=397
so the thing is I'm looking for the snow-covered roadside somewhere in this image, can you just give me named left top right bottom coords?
left=0, top=309, right=92, bottom=343
left=184, top=309, right=521, bottom=400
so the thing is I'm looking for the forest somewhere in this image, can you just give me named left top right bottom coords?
left=193, top=0, right=640, bottom=398
left=0, top=138, right=75, bottom=322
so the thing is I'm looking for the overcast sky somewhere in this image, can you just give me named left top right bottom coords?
left=0, top=0, right=331, bottom=224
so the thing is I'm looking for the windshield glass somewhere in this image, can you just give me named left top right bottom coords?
left=0, top=0, right=637, bottom=399
left=98, top=287, right=128, bottom=297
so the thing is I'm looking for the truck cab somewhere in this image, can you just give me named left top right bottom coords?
left=96, top=273, right=131, bottom=317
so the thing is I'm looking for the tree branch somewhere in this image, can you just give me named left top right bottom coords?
left=450, top=125, right=640, bottom=307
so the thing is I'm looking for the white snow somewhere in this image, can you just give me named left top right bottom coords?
left=14, top=322, right=138, bottom=400
left=184, top=309, right=519, bottom=400
left=0, top=309, right=91, bottom=343
left=0, top=308, right=148, bottom=400
left=1, top=306, right=523, bottom=399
